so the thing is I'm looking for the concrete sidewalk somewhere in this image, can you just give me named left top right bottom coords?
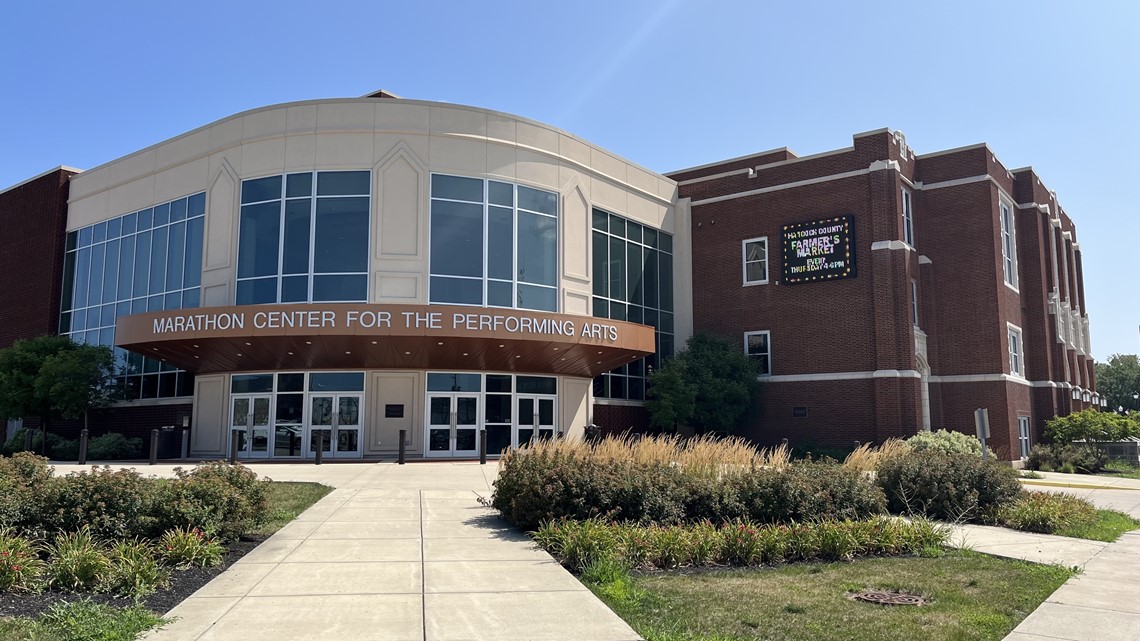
left=130, top=461, right=639, bottom=641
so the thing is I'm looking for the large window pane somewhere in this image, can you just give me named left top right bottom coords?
left=281, top=275, right=308, bottom=302
left=517, top=284, right=557, bottom=312
left=286, top=173, right=312, bottom=198
left=488, top=181, right=513, bottom=207
left=87, top=243, right=104, bottom=309
left=644, top=248, right=659, bottom=308
left=314, top=197, right=368, bottom=273
left=241, top=176, right=282, bottom=204
left=309, top=372, right=365, bottom=392
left=166, top=222, right=185, bottom=292
left=133, top=231, right=150, bottom=298
left=517, top=212, right=556, bottom=286
left=102, top=239, right=120, bottom=304
left=431, top=175, right=483, bottom=202
left=317, top=171, right=369, bottom=196
left=238, top=202, right=281, bottom=279
left=660, top=257, right=674, bottom=311
left=312, top=274, right=366, bottom=302
left=148, top=226, right=168, bottom=295
left=608, top=236, right=626, bottom=301
left=117, top=236, right=134, bottom=304
left=592, top=231, right=607, bottom=297
left=627, top=244, right=643, bottom=305
left=430, top=200, right=483, bottom=278
left=236, top=277, right=278, bottom=305
left=488, top=280, right=513, bottom=308
left=283, top=200, right=311, bottom=274
left=430, top=276, right=482, bottom=305
left=518, top=186, right=557, bottom=215
left=184, top=217, right=203, bottom=289
left=488, top=206, right=513, bottom=280
left=73, top=248, right=90, bottom=309
left=427, top=373, right=481, bottom=392
left=61, top=252, right=76, bottom=311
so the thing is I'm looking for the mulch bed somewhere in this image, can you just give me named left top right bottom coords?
left=0, top=537, right=263, bottom=619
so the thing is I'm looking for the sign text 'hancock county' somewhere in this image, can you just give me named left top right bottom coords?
left=781, top=214, right=856, bottom=284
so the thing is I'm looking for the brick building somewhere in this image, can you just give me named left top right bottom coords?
left=0, top=92, right=1097, bottom=460
left=671, top=128, right=1100, bottom=458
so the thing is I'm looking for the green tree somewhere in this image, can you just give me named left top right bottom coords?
left=0, top=336, right=117, bottom=454
left=646, top=333, right=760, bottom=433
left=1045, top=408, right=1139, bottom=447
left=1096, top=354, right=1140, bottom=414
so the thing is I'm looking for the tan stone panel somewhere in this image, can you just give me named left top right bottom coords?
left=283, top=134, right=316, bottom=170
left=376, top=275, right=420, bottom=301
left=559, top=134, right=591, bottom=167
left=486, top=143, right=516, bottom=180
left=315, top=132, right=373, bottom=168
left=375, top=102, right=430, bottom=133
left=376, top=152, right=423, bottom=258
left=561, top=183, right=590, bottom=281
left=204, top=166, right=236, bottom=270
left=242, top=108, right=287, bottom=142
left=516, top=121, right=559, bottom=155
left=316, top=102, right=376, bottom=131
left=209, top=117, right=243, bottom=154
left=240, top=139, right=286, bottom=177
left=153, top=157, right=208, bottom=204
left=428, top=136, right=487, bottom=175
left=485, top=114, right=516, bottom=144
left=155, top=129, right=211, bottom=171
left=429, top=105, right=487, bottom=137
left=514, top=149, right=559, bottom=190
left=66, top=190, right=109, bottom=231
left=369, top=372, right=417, bottom=453
left=107, top=177, right=156, bottom=220
left=191, top=375, right=226, bottom=455
left=285, top=104, right=317, bottom=134
left=590, top=176, right=628, bottom=217
left=589, top=147, right=627, bottom=184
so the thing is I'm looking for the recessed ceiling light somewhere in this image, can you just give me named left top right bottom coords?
left=305, top=341, right=312, bottom=345
left=345, top=351, right=351, bottom=355
left=560, top=357, right=565, bottom=361
left=192, top=344, right=199, bottom=348
left=597, top=360, right=602, bottom=364
left=404, top=351, right=411, bottom=355
left=152, top=348, right=158, bottom=351
left=515, top=355, right=521, bottom=358
left=552, top=347, right=559, bottom=351
left=193, top=355, right=200, bottom=359
left=462, top=352, right=469, bottom=356
left=499, top=344, right=505, bottom=348
left=244, top=342, right=251, bottom=346
left=287, top=351, right=293, bottom=355
left=237, top=353, right=243, bottom=356
left=597, top=351, right=603, bottom=354
left=437, top=341, right=444, bottom=345
left=371, top=340, right=377, bottom=345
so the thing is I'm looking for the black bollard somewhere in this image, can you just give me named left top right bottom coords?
left=181, top=428, right=189, bottom=459
left=398, top=429, right=406, bottom=465
left=315, top=431, right=324, bottom=465
left=479, top=429, right=487, bottom=465
left=78, top=429, right=89, bottom=465
left=229, top=431, right=239, bottom=465
left=149, top=429, right=159, bottom=465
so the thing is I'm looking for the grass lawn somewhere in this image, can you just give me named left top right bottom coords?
left=1101, top=461, right=1140, bottom=480
left=588, top=551, right=1072, bottom=641
left=1, top=601, right=167, bottom=641
left=1054, top=509, right=1140, bottom=542
left=250, top=481, right=333, bottom=537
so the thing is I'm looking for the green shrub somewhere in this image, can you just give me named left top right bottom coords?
left=736, top=463, right=887, bottom=524
left=27, top=600, right=169, bottom=641
left=906, top=429, right=995, bottom=458
left=159, top=527, right=224, bottom=568
left=534, top=517, right=948, bottom=572
left=1026, top=443, right=1109, bottom=474
left=876, top=450, right=1022, bottom=522
left=0, top=453, right=51, bottom=531
left=45, top=527, right=110, bottom=591
left=996, top=492, right=1098, bottom=534
left=41, top=467, right=157, bottom=539
left=1, top=428, right=78, bottom=460
left=101, top=539, right=170, bottom=597
left=151, top=463, right=270, bottom=539
left=0, top=528, right=46, bottom=592
left=86, top=433, right=144, bottom=461
left=1045, top=409, right=1138, bottom=444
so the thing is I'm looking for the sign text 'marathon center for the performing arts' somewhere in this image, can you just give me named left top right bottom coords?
left=150, top=307, right=622, bottom=342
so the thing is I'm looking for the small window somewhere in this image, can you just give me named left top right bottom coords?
left=901, top=187, right=914, bottom=246
left=1000, top=199, right=1018, bottom=288
left=1018, top=416, right=1031, bottom=459
left=742, top=237, right=768, bottom=285
left=385, top=404, right=405, bottom=419
left=911, top=279, right=919, bottom=327
left=1007, top=325, right=1023, bottom=377
left=744, top=331, right=771, bottom=376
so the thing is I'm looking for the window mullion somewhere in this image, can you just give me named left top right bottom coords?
left=308, top=172, right=317, bottom=302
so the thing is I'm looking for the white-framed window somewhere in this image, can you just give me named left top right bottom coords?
left=742, top=237, right=768, bottom=285
left=1000, top=199, right=1019, bottom=289
left=1007, top=323, right=1023, bottom=377
left=744, top=330, right=771, bottom=376
left=901, top=186, right=914, bottom=246
left=1017, top=416, right=1031, bottom=459
left=911, top=279, right=919, bottom=327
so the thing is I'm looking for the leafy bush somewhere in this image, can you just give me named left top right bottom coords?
left=533, top=517, right=948, bottom=572
left=1, top=428, right=78, bottom=460
left=86, top=433, right=144, bottom=461
left=0, top=453, right=51, bottom=531
left=41, top=467, right=157, bottom=539
left=492, top=446, right=886, bottom=530
left=906, top=429, right=995, bottom=458
left=159, top=527, right=224, bottom=569
left=1045, top=409, right=1139, bottom=444
left=45, top=527, right=110, bottom=591
left=101, top=540, right=170, bottom=597
left=1027, top=443, right=1109, bottom=474
left=0, top=528, right=46, bottom=593
left=875, top=450, right=1022, bottom=522
left=152, top=463, right=270, bottom=539
left=996, top=492, right=1097, bottom=534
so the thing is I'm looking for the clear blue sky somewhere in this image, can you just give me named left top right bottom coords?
left=2, top=0, right=1136, bottom=360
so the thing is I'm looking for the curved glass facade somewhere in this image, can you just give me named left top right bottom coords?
left=60, top=193, right=205, bottom=399
left=429, top=174, right=559, bottom=312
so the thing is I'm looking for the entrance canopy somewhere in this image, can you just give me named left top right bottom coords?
left=115, top=303, right=656, bottom=377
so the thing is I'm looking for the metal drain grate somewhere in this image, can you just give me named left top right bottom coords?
left=850, top=590, right=926, bottom=606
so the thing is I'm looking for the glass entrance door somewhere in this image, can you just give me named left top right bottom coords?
left=515, top=396, right=555, bottom=447
left=307, top=394, right=362, bottom=458
left=426, top=394, right=480, bottom=457
left=230, top=395, right=271, bottom=459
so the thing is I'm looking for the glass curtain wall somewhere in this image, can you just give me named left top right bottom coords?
left=60, top=193, right=205, bottom=400
left=429, top=175, right=558, bottom=312
left=591, top=209, right=674, bottom=401
left=237, top=171, right=371, bottom=305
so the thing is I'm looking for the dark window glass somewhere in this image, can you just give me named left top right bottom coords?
left=517, top=212, right=556, bottom=286
left=427, top=373, right=481, bottom=392
left=153, top=203, right=170, bottom=227
left=314, top=197, right=368, bottom=273
left=628, top=304, right=642, bottom=324
left=117, top=236, right=134, bottom=303
left=188, top=193, right=205, bottom=217
left=61, top=253, right=76, bottom=312
left=316, top=171, right=369, bottom=196
left=312, top=274, right=366, bottom=302
left=429, top=277, right=482, bottom=305
left=116, top=301, right=130, bottom=320
left=626, top=222, right=643, bottom=245
left=137, top=208, right=153, bottom=231
left=121, top=212, right=137, bottom=235
left=431, top=175, right=483, bottom=202
left=661, top=312, right=674, bottom=333
left=660, top=233, right=673, bottom=254
left=517, top=186, right=557, bottom=215
left=282, top=200, right=311, bottom=274
left=92, top=222, right=107, bottom=244
left=122, top=375, right=141, bottom=400
left=107, top=217, right=123, bottom=239
left=232, top=374, right=274, bottom=394
left=182, top=287, right=200, bottom=308
left=627, top=244, right=643, bottom=305
left=608, top=237, right=626, bottom=301
left=609, top=215, right=626, bottom=238
left=102, top=240, right=119, bottom=304
left=430, top=200, right=483, bottom=277
left=241, top=176, right=282, bottom=204
left=309, top=372, right=365, bottom=392
left=486, top=374, right=512, bottom=393
left=485, top=425, right=511, bottom=455
left=184, top=217, right=204, bottom=288
left=59, top=312, right=71, bottom=334
left=517, top=376, right=556, bottom=395
left=286, top=173, right=313, bottom=198
left=73, top=248, right=91, bottom=309
left=610, top=301, right=627, bottom=321
left=66, top=231, right=78, bottom=251
left=281, top=276, right=308, bottom=302
left=164, top=291, right=182, bottom=310
left=133, top=231, right=151, bottom=298
left=592, top=209, right=608, bottom=231
left=277, top=373, right=305, bottom=392
left=593, top=375, right=606, bottom=397
left=143, top=356, right=160, bottom=374
left=660, top=256, right=674, bottom=311
left=169, top=198, right=187, bottom=222
left=487, top=280, right=512, bottom=308
left=100, top=303, right=115, bottom=327
left=141, top=375, right=159, bottom=399
left=592, top=231, right=608, bottom=297
left=131, top=298, right=146, bottom=314
left=148, top=226, right=168, bottom=295
left=147, top=295, right=163, bottom=311
left=87, top=244, right=104, bottom=308
left=158, top=372, right=177, bottom=398
left=644, top=227, right=658, bottom=248
left=644, top=249, right=659, bottom=309
left=487, top=206, right=513, bottom=280
left=488, top=181, right=513, bottom=207
left=517, top=284, right=556, bottom=312
left=485, top=394, right=511, bottom=423
left=78, top=226, right=93, bottom=248
left=238, top=202, right=282, bottom=278
left=176, top=372, right=195, bottom=397
left=593, top=297, right=608, bottom=317
left=236, top=277, right=278, bottom=305
left=166, top=222, right=186, bottom=292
